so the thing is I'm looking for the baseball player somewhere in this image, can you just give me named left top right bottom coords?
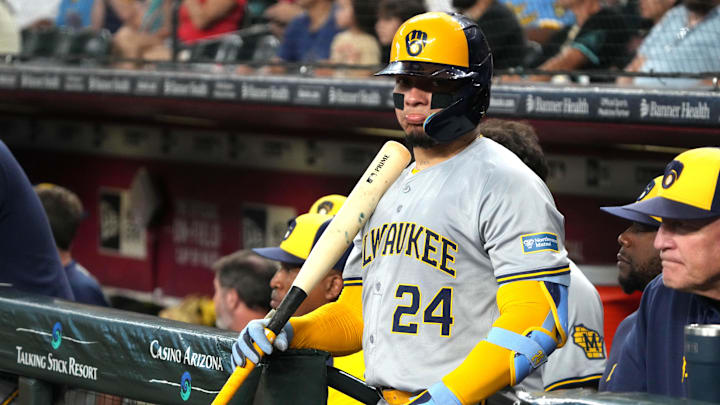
left=252, top=210, right=364, bottom=405
left=233, top=12, right=570, bottom=404
left=598, top=176, right=662, bottom=389
left=478, top=119, right=606, bottom=391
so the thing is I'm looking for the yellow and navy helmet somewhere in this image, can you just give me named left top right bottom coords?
left=375, top=12, right=493, bottom=143
left=625, top=148, right=720, bottom=220
left=252, top=213, right=352, bottom=272
left=600, top=176, right=662, bottom=227
left=308, top=194, right=346, bottom=216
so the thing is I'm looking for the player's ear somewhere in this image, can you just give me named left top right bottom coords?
left=324, top=272, right=344, bottom=301
left=226, top=288, right=239, bottom=309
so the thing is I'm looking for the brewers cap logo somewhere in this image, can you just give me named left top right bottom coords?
left=572, top=325, right=605, bottom=359
left=636, top=178, right=656, bottom=201
left=406, top=30, right=428, bottom=57
left=282, top=220, right=296, bottom=241
left=315, top=201, right=334, bottom=215
left=662, top=160, right=684, bottom=189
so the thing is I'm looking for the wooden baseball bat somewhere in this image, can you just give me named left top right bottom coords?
left=212, top=140, right=411, bottom=405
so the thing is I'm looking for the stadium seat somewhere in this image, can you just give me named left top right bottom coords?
left=19, top=27, right=61, bottom=62
left=19, top=27, right=112, bottom=66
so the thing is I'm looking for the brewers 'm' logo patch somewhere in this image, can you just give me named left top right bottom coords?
left=405, top=30, right=428, bottom=56
left=572, top=324, right=605, bottom=359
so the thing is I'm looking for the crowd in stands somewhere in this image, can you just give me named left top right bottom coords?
left=0, top=0, right=718, bottom=85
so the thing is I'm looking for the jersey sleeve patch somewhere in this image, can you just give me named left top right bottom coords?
left=343, top=277, right=363, bottom=287
left=572, top=324, right=606, bottom=359
left=496, top=265, right=570, bottom=285
left=521, top=232, right=559, bottom=254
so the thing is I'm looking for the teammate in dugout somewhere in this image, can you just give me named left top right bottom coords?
left=602, top=147, right=720, bottom=398
left=232, top=12, right=571, bottom=404
left=478, top=119, right=606, bottom=391
left=598, top=175, right=663, bottom=390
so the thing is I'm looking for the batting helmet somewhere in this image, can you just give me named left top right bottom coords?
left=375, top=12, right=493, bottom=143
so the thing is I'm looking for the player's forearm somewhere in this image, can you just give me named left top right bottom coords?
left=443, top=280, right=567, bottom=403
left=289, top=285, right=363, bottom=355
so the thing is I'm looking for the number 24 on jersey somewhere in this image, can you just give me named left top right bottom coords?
left=392, top=285, right=454, bottom=337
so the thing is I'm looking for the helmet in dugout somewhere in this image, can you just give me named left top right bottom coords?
left=375, top=12, right=493, bottom=143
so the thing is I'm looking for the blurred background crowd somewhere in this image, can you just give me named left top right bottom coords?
left=0, top=0, right=719, bottom=86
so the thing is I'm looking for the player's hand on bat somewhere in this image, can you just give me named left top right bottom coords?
left=406, top=382, right=461, bottom=405
left=231, top=318, right=294, bottom=368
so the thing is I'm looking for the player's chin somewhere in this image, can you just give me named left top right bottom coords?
left=404, top=128, right=438, bottom=149
left=660, top=263, right=690, bottom=290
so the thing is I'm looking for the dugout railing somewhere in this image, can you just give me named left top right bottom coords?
left=0, top=287, right=687, bottom=405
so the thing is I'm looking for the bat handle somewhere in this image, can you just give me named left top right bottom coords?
left=211, top=331, right=277, bottom=405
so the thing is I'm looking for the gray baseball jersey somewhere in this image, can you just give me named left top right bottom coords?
left=517, top=261, right=606, bottom=392
left=343, top=137, right=570, bottom=392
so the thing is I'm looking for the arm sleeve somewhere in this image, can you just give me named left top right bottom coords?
left=288, top=283, right=363, bottom=356
left=442, top=280, right=567, bottom=404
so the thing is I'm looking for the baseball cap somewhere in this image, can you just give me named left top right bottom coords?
left=625, top=147, right=720, bottom=220
left=252, top=213, right=352, bottom=272
left=600, top=176, right=662, bottom=227
left=308, top=194, right=346, bottom=216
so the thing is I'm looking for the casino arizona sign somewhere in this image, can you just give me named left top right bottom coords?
left=149, top=339, right=224, bottom=371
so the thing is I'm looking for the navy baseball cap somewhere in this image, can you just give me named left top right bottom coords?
left=600, top=176, right=662, bottom=227
left=625, top=148, right=720, bottom=220
left=253, top=213, right=352, bottom=272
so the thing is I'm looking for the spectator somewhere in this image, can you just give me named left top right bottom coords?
left=597, top=176, right=663, bottom=390
left=264, top=1, right=304, bottom=39
left=620, top=0, right=678, bottom=65
left=112, top=0, right=173, bottom=68
left=328, top=0, right=381, bottom=77
left=603, top=147, right=720, bottom=398
left=212, top=250, right=276, bottom=331
left=479, top=119, right=606, bottom=391
left=35, top=184, right=109, bottom=307
left=177, top=0, right=247, bottom=44
left=619, top=0, right=720, bottom=87
left=639, top=0, right=678, bottom=23
left=6, top=0, right=60, bottom=30
left=91, top=0, right=138, bottom=33
left=453, top=0, right=526, bottom=69
left=375, top=0, right=425, bottom=63
left=56, top=0, right=95, bottom=29
left=0, top=140, right=74, bottom=300
left=531, top=0, right=632, bottom=81
left=251, top=212, right=361, bottom=405
left=0, top=0, right=20, bottom=55
left=275, top=0, right=341, bottom=68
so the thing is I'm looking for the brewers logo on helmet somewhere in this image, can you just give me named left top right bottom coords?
left=375, top=12, right=493, bottom=143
